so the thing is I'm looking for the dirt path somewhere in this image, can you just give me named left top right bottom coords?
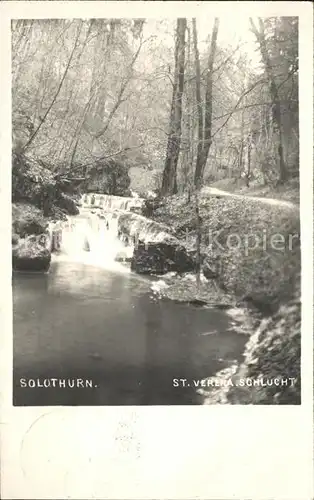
left=202, top=187, right=298, bottom=210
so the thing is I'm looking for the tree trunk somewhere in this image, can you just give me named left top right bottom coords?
left=250, top=18, right=287, bottom=183
left=192, top=18, right=204, bottom=191
left=181, top=24, right=192, bottom=192
left=194, top=18, right=219, bottom=189
left=246, top=137, right=252, bottom=187
left=195, top=190, right=201, bottom=291
left=161, top=18, right=187, bottom=196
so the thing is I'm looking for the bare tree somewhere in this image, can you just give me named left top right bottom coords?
left=180, top=23, right=194, bottom=193
left=161, top=18, right=187, bottom=196
left=194, top=18, right=219, bottom=189
left=94, top=25, right=145, bottom=140
left=250, top=18, right=287, bottom=183
left=22, top=21, right=83, bottom=153
left=192, top=18, right=204, bottom=191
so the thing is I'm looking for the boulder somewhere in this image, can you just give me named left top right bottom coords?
left=12, top=153, right=54, bottom=209
left=117, top=211, right=194, bottom=275
left=141, top=198, right=165, bottom=218
left=226, top=296, right=301, bottom=404
left=129, top=206, right=143, bottom=215
left=12, top=234, right=51, bottom=272
left=202, top=259, right=218, bottom=280
left=83, top=159, right=131, bottom=196
left=131, top=240, right=194, bottom=275
left=12, top=152, right=80, bottom=217
left=56, top=193, right=79, bottom=216
left=12, top=233, right=19, bottom=245
left=12, top=203, right=47, bottom=238
left=50, top=228, right=63, bottom=252
left=114, top=251, right=132, bottom=263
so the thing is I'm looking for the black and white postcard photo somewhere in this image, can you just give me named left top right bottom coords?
left=11, top=12, right=302, bottom=406
left=0, top=1, right=313, bottom=499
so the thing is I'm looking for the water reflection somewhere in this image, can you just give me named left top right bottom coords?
left=140, top=296, right=197, bottom=404
left=13, top=261, right=247, bottom=405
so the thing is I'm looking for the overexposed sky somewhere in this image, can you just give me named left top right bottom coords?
left=142, top=17, right=262, bottom=73
left=198, top=15, right=261, bottom=68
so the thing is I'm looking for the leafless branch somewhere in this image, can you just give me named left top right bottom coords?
left=58, top=142, right=145, bottom=177
left=94, top=32, right=145, bottom=140
left=22, top=20, right=83, bottom=152
left=212, top=78, right=267, bottom=138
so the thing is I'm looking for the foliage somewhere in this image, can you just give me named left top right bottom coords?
left=12, top=17, right=298, bottom=193
left=11, top=18, right=300, bottom=405
left=149, top=191, right=300, bottom=405
left=82, top=158, right=131, bottom=196
left=151, top=191, right=300, bottom=311
left=12, top=202, right=48, bottom=237
left=12, top=152, right=79, bottom=217
left=244, top=296, right=300, bottom=403
left=202, top=293, right=300, bottom=405
left=12, top=233, right=51, bottom=272
left=12, top=19, right=170, bottom=177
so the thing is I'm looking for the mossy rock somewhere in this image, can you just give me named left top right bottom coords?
left=12, top=203, right=47, bottom=238
left=12, top=234, right=51, bottom=272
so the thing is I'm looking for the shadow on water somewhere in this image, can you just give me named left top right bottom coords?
left=13, top=260, right=247, bottom=406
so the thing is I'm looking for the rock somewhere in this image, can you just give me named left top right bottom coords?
left=56, top=193, right=79, bottom=215
left=12, top=153, right=55, bottom=209
left=50, top=228, right=63, bottom=252
left=202, top=260, right=218, bottom=280
left=47, top=205, right=68, bottom=222
left=114, top=251, right=132, bottom=263
left=12, top=152, right=80, bottom=217
left=241, top=297, right=274, bottom=316
left=12, top=234, right=51, bottom=272
left=12, top=233, right=19, bottom=245
left=227, top=296, right=301, bottom=404
left=142, top=198, right=165, bottom=218
left=83, top=159, right=131, bottom=196
left=206, top=303, right=233, bottom=310
left=83, top=237, right=90, bottom=252
left=131, top=240, right=194, bottom=275
left=117, top=211, right=194, bottom=275
left=12, top=203, right=48, bottom=238
left=129, top=206, right=143, bottom=215
left=175, top=299, right=208, bottom=307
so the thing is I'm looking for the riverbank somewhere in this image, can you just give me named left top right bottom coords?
left=148, top=191, right=301, bottom=404
left=150, top=191, right=300, bottom=309
left=12, top=184, right=301, bottom=404
left=198, top=288, right=301, bottom=405
left=13, top=258, right=248, bottom=406
left=11, top=152, right=80, bottom=271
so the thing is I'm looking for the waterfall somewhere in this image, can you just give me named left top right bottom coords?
left=81, top=193, right=144, bottom=211
left=46, top=192, right=194, bottom=278
left=51, top=201, right=135, bottom=271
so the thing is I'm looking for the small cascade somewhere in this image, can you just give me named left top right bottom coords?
left=52, top=202, right=135, bottom=270
left=48, top=193, right=176, bottom=272
left=81, top=193, right=144, bottom=211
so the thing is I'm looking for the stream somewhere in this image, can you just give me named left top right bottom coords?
left=13, top=195, right=247, bottom=405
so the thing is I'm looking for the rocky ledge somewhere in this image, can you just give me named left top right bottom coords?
left=12, top=233, right=51, bottom=272
left=118, top=212, right=194, bottom=275
left=12, top=202, right=63, bottom=272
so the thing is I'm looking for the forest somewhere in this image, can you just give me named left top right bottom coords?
left=12, top=17, right=301, bottom=407
left=12, top=17, right=299, bottom=201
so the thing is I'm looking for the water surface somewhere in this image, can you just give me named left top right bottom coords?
left=13, top=209, right=247, bottom=405
left=13, top=258, right=247, bottom=405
